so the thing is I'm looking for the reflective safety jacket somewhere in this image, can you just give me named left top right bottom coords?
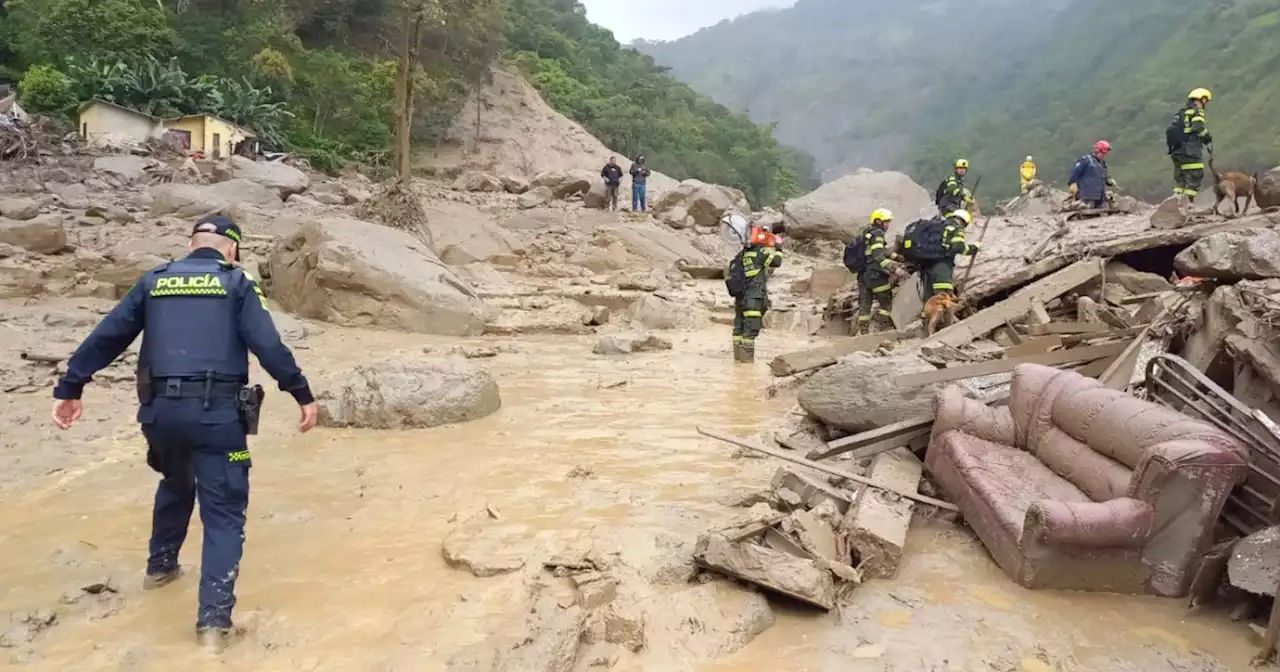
left=941, top=218, right=981, bottom=260
left=1020, top=161, right=1037, bottom=183
left=860, top=226, right=895, bottom=278
left=740, top=243, right=784, bottom=301
left=1178, top=103, right=1212, bottom=161
left=54, top=248, right=312, bottom=403
left=935, top=173, right=966, bottom=213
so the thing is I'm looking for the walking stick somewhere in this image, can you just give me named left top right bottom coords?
left=957, top=215, right=991, bottom=297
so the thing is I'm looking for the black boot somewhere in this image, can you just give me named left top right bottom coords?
left=741, top=341, right=756, bottom=363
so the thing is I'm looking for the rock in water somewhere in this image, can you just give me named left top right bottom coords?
left=316, top=356, right=501, bottom=429
left=798, top=352, right=943, bottom=432
left=266, top=216, right=487, bottom=336
left=593, top=333, right=673, bottom=355
left=452, top=171, right=505, bottom=193
left=217, top=156, right=310, bottom=198
left=640, top=581, right=774, bottom=661
left=782, top=171, right=934, bottom=241
left=1175, top=229, right=1280, bottom=281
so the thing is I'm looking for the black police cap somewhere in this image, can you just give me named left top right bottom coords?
left=193, top=214, right=243, bottom=261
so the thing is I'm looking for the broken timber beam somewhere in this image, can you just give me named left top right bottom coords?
left=697, top=427, right=959, bottom=512
left=694, top=534, right=835, bottom=610
left=840, top=448, right=923, bottom=579
left=1024, top=321, right=1109, bottom=336
left=1003, top=335, right=1063, bottom=357
left=928, top=259, right=1103, bottom=349
left=895, top=342, right=1126, bottom=387
left=772, top=468, right=854, bottom=515
left=807, top=414, right=934, bottom=461
left=768, top=330, right=908, bottom=377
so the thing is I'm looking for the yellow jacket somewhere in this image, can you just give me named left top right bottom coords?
left=1020, top=161, right=1037, bottom=182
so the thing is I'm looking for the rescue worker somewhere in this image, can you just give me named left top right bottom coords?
left=1170, top=88, right=1213, bottom=204
left=851, top=208, right=905, bottom=334
left=1068, top=140, right=1118, bottom=209
left=728, top=218, right=785, bottom=363
left=1020, top=156, right=1037, bottom=194
left=935, top=159, right=970, bottom=215
left=51, top=215, right=318, bottom=650
left=920, top=209, right=981, bottom=307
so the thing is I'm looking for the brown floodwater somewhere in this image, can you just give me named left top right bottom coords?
left=0, top=323, right=1262, bottom=671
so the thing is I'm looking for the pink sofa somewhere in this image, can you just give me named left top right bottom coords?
left=927, top=364, right=1248, bottom=596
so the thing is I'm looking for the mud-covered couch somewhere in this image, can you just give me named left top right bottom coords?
left=926, top=363, right=1247, bottom=596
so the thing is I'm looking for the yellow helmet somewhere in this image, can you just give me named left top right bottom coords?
left=870, top=208, right=893, bottom=225
left=955, top=159, right=970, bottom=169
left=948, top=210, right=973, bottom=225
left=1188, top=88, right=1212, bottom=102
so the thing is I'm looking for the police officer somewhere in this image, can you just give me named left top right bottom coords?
left=51, top=214, right=317, bottom=649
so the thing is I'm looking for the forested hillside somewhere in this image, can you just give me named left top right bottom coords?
left=639, top=0, right=1280, bottom=201
left=0, top=0, right=815, bottom=206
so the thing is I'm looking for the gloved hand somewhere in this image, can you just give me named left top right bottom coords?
left=1106, top=177, right=1118, bottom=188
left=1068, top=183, right=1078, bottom=197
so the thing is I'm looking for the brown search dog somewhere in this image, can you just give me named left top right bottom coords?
left=1210, top=157, right=1257, bottom=218
left=924, top=292, right=964, bottom=336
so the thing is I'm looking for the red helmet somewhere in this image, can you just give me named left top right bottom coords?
left=1094, top=140, right=1112, bottom=154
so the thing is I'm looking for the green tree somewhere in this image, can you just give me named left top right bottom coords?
left=8, top=0, right=175, bottom=66
left=17, top=64, right=75, bottom=113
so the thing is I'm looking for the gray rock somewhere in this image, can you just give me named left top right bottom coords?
left=653, top=180, right=751, bottom=229
left=316, top=356, right=501, bottom=429
left=1149, top=195, right=1187, bottom=230
left=583, top=181, right=610, bottom=209
left=85, top=204, right=134, bottom=224
left=531, top=169, right=592, bottom=199
left=1257, top=165, right=1280, bottom=210
left=593, top=333, right=673, bottom=355
left=1228, top=526, right=1280, bottom=596
left=626, top=294, right=698, bottom=330
left=0, top=197, right=40, bottom=221
left=1175, top=228, right=1280, bottom=281
left=501, top=175, right=530, bottom=194
left=782, top=171, right=934, bottom=241
left=149, top=179, right=283, bottom=217
left=218, top=156, right=309, bottom=198
left=0, top=215, right=69, bottom=254
left=799, top=351, right=944, bottom=432
left=50, top=183, right=90, bottom=209
left=1104, top=261, right=1171, bottom=294
left=267, top=216, right=486, bottom=335
left=92, top=155, right=154, bottom=183
left=452, top=170, right=505, bottom=193
left=94, top=252, right=168, bottom=297
left=519, top=186, right=554, bottom=210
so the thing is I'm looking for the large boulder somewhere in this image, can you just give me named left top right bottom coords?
left=531, top=169, right=592, bottom=199
left=216, top=156, right=309, bottom=198
left=94, top=252, right=168, bottom=297
left=421, top=202, right=525, bottom=266
left=149, top=179, right=283, bottom=217
left=626, top=294, right=700, bottom=330
left=0, top=197, right=40, bottom=221
left=798, top=352, right=944, bottom=432
left=452, top=171, right=505, bottom=193
left=782, top=171, right=933, bottom=241
left=1257, top=166, right=1280, bottom=210
left=266, top=216, right=487, bottom=336
left=1175, top=228, right=1280, bottom=281
left=518, top=186, right=553, bottom=210
left=0, top=216, right=69, bottom=254
left=583, top=181, right=610, bottom=209
left=653, top=180, right=751, bottom=229
left=593, top=332, right=673, bottom=355
left=501, top=175, right=530, bottom=194
left=570, top=222, right=715, bottom=273
left=316, top=356, right=501, bottom=429
left=93, top=155, right=155, bottom=184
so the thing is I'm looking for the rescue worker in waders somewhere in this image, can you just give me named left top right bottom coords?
left=1020, top=156, right=1037, bottom=194
left=1168, top=88, right=1213, bottom=206
left=51, top=215, right=318, bottom=651
left=935, top=159, right=971, bottom=216
left=1068, top=140, right=1117, bottom=209
left=906, top=209, right=981, bottom=315
left=724, top=215, right=784, bottom=363
left=843, top=208, right=905, bottom=334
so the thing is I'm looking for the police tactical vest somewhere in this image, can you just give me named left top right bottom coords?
left=139, top=257, right=251, bottom=379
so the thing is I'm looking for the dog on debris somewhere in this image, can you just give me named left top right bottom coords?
left=1210, top=157, right=1257, bottom=218
left=924, top=292, right=964, bottom=336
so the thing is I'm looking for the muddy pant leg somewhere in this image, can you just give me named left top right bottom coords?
left=928, top=261, right=955, bottom=296
left=855, top=281, right=874, bottom=328
left=1183, top=167, right=1205, bottom=200
left=732, top=299, right=745, bottom=343
left=1172, top=156, right=1185, bottom=196
left=147, top=428, right=196, bottom=575
left=872, top=287, right=895, bottom=329
left=741, top=298, right=765, bottom=342
left=193, top=420, right=250, bottom=630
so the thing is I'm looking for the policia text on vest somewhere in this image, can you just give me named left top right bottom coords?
left=50, top=215, right=318, bottom=646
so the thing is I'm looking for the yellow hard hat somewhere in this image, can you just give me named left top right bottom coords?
left=948, top=210, right=973, bottom=225
left=1188, top=88, right=1213, bottom=101
left=870, top=208, right=893, bottom=224
left=955, top=159, right=970, bottom=169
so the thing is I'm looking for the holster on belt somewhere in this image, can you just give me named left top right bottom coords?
left=237, top=385, right=266, bottom=435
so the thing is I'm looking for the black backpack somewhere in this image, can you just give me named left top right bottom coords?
left=843, top=234, right=868, bottom=274
left=1165, top=109, right=1186, bottom=154
left=902, top=217, right=947, bottom=263
left=725, top=248, right=748, bottom=298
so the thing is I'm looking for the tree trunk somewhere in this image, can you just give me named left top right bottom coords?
left=394, top=15, right=424, bottom=182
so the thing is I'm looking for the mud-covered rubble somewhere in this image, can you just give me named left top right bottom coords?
left=314, top=355, right=502, bottom=430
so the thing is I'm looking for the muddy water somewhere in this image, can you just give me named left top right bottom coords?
left=0, top=324, right=1261, bottom=671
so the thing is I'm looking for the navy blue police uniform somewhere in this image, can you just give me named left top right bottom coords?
left=52, top=215, right=313, bottom=634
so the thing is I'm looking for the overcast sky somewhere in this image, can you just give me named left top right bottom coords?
left=580, top=0, right=797, bottom=43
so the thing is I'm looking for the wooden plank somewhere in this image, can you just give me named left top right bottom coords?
left=1004, top=335, right=1063, bottom=357
left=768, top=330, right=907, bottom=377
left=840, top=448, right=923, bottom=579
left=1074, top=357, right=1115, bottom=379
left=697, top=427, right=959, bottom=512
left=810, top=414, right=934, bottom=456
left=1025, top=321, right=1110, bottom=336
left=1099, top=308, right=1167, bottom=390
left=1003, top=320, right=1024, bottom=345
left=894, top=342, right=1127, bottom=388
left=927, top=259, right=1103, bottom=348
left=809, top=427, right=932, bottom=463
left=1060, top=325, right=1149, bottom=346
left=1119, top=290, right=1172, bottom=305
left=1028, top=300, right=1052, bottom=326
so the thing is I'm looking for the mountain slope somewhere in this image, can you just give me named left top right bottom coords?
left=638, top=0, right=1280, bottom=201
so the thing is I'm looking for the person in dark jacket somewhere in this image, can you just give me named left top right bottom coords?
left=935, top=159, right=970, bottom=215
left=51, top=215, right=317, bottom=650
left=601, top=156, right=624, bottom=211
left=847, top=208, right=905, bottom=334
left=1170, top=88, right=1213, bottom=204
left=728, top=219, right=785, bottom=363
left=1068, top=140, right=1117, bottom=209
left=629, top=155, right=651, bottom=212
left=920, top=209, right=981, bottom=310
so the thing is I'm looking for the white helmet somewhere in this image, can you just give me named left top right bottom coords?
left=1026, top=156, right=1034, bottom=161
left=720, top=213, right=749, bottom=245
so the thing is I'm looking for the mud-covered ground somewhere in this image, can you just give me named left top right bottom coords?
left=0, top=296, right=1262, bottom=672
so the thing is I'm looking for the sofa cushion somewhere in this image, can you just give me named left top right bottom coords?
left=1031, top=426, right=1131, bottom=502
left=942, top=432, right=1092, bottom=539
